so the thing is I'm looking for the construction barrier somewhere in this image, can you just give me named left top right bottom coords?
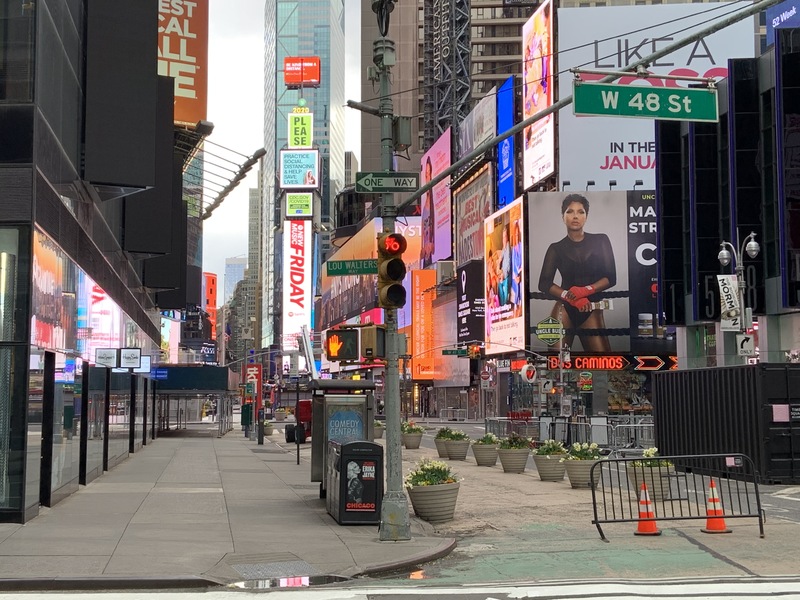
left=588, top=453, right=765, bottom=541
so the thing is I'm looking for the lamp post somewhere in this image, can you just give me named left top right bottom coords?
left=717, top=231, right=760, bottom=332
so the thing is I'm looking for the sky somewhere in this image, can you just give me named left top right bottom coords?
left=202, top=0, right=361, bottom=287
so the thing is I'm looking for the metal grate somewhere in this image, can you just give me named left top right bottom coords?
left=232, top=560, right=320, bottom=579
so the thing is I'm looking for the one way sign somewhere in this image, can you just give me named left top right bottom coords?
left=355, top=171, right=419, bottom=193
left=736, top=333, right=755, bottom=357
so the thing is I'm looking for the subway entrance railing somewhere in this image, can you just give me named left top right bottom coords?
left=587, top=453, right=765, bottom=541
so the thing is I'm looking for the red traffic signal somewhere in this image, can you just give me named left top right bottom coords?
left=325, top=328, right=359, bottom=361
left=377, top=232, right=407, bottom=308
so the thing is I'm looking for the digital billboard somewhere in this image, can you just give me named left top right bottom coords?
left=454, top=164, right=494, bottom=266
left=286, top=192, right=313, bottom=217
left=282, top=219, right=313, bottom=352
left=484, top=198, right=525, bottom=355
left=283, top=56, right=321, bottom=88
left=496, top=76, right=516, bottom=209
left=157, top=0, right=208, bottom=126
left=458, top=88, right=497, bottom=160
left=279, top=149, right=320, bottom=190
left=411, top=269, right=437, bottom=379
left=419, top=129, right=453, bottom=269
left=521, top=0, right=554, bottom=189
left=557, top=4, right=754, bottom=189
left=527, top=191, right=675, bottom=355
left=457, top=260, right=486, bottom=344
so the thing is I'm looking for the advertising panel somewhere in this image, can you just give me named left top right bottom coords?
left=484, top=198, right=525, bottom=355
left=767, top=0, right=800, bottom=46
left=419, top=129, right=453, bottom=269
left=454, top=164, right=494, bottom=266
left=496, top=76, right=516, bottom=209
left=557, top=4, right=754, bottom=189
left=286, top=192, right=313, bottom=217
left=433, top=295, right=469, bottom=387
left=521, top=0, right=554, bottom=189
left=288, top=112, right=313, bottom=149
left=527, top=191, right=675, bottom=355
left=279, top=149, right=320, bottom=190
left=283, top=56, right=321, bottom=87
left=411, top=269, right=437, bottom=379
left=458, top=88, right=497, bottom=160
left=457, top=260, right=486, bottom=344
left=282, top=219, right=313, bottom=352
left=157, top=0, right=208, bottom=126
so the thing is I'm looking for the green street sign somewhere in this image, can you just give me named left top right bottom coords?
left=573, top=82, right=719, bottom=123
left=355, top=171, right=420, bottom=193
left=442, top=348, right=468, bottom=356
left=245, top=383, right=255, bottom=395
left=327, top=259, right=378, bottom=276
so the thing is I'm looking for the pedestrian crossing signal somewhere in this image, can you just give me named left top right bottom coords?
left=325, top=328, right=359, bottom=361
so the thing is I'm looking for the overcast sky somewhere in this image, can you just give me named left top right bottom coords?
left=202, top=0, right=361, bottom=289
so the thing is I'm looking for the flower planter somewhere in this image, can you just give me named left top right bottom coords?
left=627, top=465, right=672, bottom=501
left=434, top=438, right=450, bottom=458
left=275, top=412, right=286, bottom=422
left=374, top=426, right=384, bottom=439
left=445, top=439, right=470, bottom=461
left=264, top=424, right=275, bottom=437
left=402, top=432, right=423, bottom=449
left=564, top=460, right=600, bottom=489
left=532, top=454, right=566, bottom=481
left=497, top=448, right=530, bottom=473
left=407, top=482, right=460, bottom=523
left=471, top=444, right=498, bottom=467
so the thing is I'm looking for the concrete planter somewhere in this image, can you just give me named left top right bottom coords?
left=564, top=460, right=600, bottom=489
left=434, top=438, right=450, bottom=458
left=374, top=426, right=384, bottom=439
left=532, top=454, right=566, bottom=481
left=445, top=439, right=470, bottom=461
left=264, top=424, right=275, bottom=437
left=402, top=432, right=423, bottom=449
left=407, top=482, right=460, bottom=523
left=627, top=465, right=672, bottom=501
left=471, top=444, right=499, bottom=467
left=275, top=412, right=286, bottom=422
left=497, top=448, right=530, bottom=473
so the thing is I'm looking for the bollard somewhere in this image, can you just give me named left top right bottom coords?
left=257, top=420, right=264, bottom=445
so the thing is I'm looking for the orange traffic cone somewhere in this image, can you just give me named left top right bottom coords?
left=701, top=478, right=732, bottom=534
left=634, top=482, right=661, bottom=536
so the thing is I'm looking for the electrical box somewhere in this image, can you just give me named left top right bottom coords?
left=392, top=116, right=412, bottom=152
left=360, top=325, right=386, bottom=359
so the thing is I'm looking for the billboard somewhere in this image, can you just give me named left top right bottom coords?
left=458, top=87, right=497, bottom=160
left=496, top=76, right=516, bottom=209
left=283, top=56, right=321, bottom=88
left=557, top=4, right=755, bottom=189
left=454, top=163, right=494, bottom=266
left=767, top=0, right=800, bottom=46
left=157, top=0, right=208, bottom=126
left=286, top=192, right=313, bottom=217
left=279, top=149, right=320, bottom=190
left=521, top=0, right=554, bottom=189
left=484, top=198, right=525, bottom=355
left=419, top=128, right=453, bottom=269
left=527, top=191, right=675, bottom=355
left=457, top=260, right=486, bottom=344
left=282, top=219, right=313, bottom=352
left=411, top=269, right=437, bottom=379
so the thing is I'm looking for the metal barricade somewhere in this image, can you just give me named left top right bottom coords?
left=485, top=417, right=513, bottom=438
left=440, top=408, right=467, bottom=422
left=589, top=453, right=765, bottom=541
left=608, top=422, right=655, bottom=456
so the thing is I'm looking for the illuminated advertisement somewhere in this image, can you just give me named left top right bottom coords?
left=457, top=260, right=485, bottom=344
left=157, top=0, right=208, bottom=126
left=527, top=191, right=676, bottom=355
left=496, top=76, right=516, bottom=209
left=286, top=192, right=313, bottom=217
left=419, top=128, right=453, bottom=269
left=31, top=233, right=72, bottom=351
left=283, top=56, right=321, bottom=88
left=282, top=220, right=313, bottom=352
left=557, top=4, right=754, bottom=189
left=434, top=294, right=469, bottom=387
left=458, top=88, right=497, bottom=160
left=484, top=198, right=525, bottom=355
left=521, top=0, right=554, bottom=189
left=203, top=272, right=217, bottom=340
left=279, top=149, right=320, bottom=190
left=319, top=218, right=421, bottom=332
left=454, top=164, right=494, bottom=266
left=411, top=270, right=437, bottom=379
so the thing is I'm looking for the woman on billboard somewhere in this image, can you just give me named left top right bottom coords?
left=538, top=194, right=615, bottom=352
left=420, top=157, right=435, bottom=268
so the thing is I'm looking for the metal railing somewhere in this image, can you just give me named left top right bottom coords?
left=589, top=453, right=765, bottom=541
left=440, top=408, right=467, bottom=422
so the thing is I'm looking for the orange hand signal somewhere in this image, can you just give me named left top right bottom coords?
left=327, top=334, right=344, bottom=357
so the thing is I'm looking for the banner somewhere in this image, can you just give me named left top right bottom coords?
left=419, top=129, right=453, bottom=269
left=457, top=260, right=486, bottom=344
left=717, top=274, right=741, bottom=331
left=411, top=270, right=437, bottom=379
left=454, top=164, right=493, bottom=266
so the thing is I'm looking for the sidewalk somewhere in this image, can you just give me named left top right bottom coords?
left=0, top=421, right=797, bottom=589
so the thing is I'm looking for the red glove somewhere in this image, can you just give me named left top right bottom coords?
left=569, top=285, right=595, bottom=299
left=568, top=297, right=591, bottom=311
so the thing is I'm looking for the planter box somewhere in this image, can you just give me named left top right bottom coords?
left=564, top=460, right=599, bottom=489
left=498, top=448, right=530, bottom=473
left=407, top=482, right=459, bottom=523
left=445, top=439, right=470, bottom=460
left=627, top=464, right=672, bottom=501
left=532, top=454, right=566, bottom=481
left=402, top=432, right=423, bottom=449
left=374, top=426, right=384, bottom=439
left=471, top=444, right=498, bottom=467
left=434, top=438, right=449, bottom=458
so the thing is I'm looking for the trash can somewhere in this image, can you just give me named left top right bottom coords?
left=326, top=440, right=383, bottom=525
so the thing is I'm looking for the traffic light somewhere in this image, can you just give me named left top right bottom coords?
left=325, top=328, right=359, bottom=361
left=467, top=344, right=481, bottom=359
left=377, top=232, right=407, bottom=308
left=361, top=325, right=386, bottom=358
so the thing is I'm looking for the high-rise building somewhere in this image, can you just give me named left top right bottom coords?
left=224, top=257, right=247, bottom=304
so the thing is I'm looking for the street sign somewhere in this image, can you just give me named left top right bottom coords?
left=520, top=364, right=537, bottom=384
left=480, top=371, right=491, bottom=381
left=327, top=259, right=377, bottom=276
left=737, top=333, right=756, bottom=356
left=573, top=82, right=719, bottom=123
left=442, top=348, right=468, bottom=356
left=355, top=171, right=419, bottom=193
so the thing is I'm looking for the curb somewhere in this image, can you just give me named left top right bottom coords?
left=343, top=537, right=458, bottom=578
left=0, top=576, right=220, bottom=592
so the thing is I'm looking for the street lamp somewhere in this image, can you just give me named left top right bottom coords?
left=717, top=231, right=760, bottom=332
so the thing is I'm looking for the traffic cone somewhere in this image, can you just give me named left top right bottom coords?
left=701, top=478, right=732, bottom=534
left=634, top=482, right=661, bottom=536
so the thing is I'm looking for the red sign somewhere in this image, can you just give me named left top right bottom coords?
left=480, top=371, right=491, bottom=381
left=283, top=56, right=321, bottom=88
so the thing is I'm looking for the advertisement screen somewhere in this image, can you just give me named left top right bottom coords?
left=157, top=0, right=208, bottom=126
left=286, top=192, right=313, bottom=217
left=279, top=149, right=320, bottom=190
left=521, top=0, right=554, bottom=189
left=282, top=219, right=313, bottom=352
left=458, top=88, right=497, bottom=160
left=457, top=260, right=486, bottom=344
left=557, top=4, right=754, bottom=189
left=283, top=56, right=321, bottom=87
left=496, top=76, right=516, bottom=209
left=484, top=198, right=525, bottom=355
left=411, top=270, right=437, bottom=379
left=419, top=129, right=453, bottom=269
left=527, top=191, right=675, bottom=355
left=454, top=164, right=494, bottom=267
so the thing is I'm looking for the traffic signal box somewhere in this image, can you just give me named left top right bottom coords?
left=325, top=328, right=360, bottom=361
left=467, top=344, right=482, bottom=359
left=377, top=232, right=407, bottom=308
left=361, top=325, right=386, bottom=359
